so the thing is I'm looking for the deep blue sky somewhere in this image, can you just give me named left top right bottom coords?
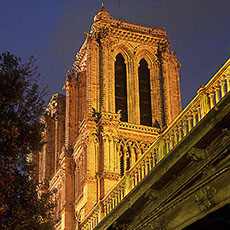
left=1, top=0, right=230, bottom=108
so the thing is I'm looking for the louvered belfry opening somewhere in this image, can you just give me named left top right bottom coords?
left=138, top=58, right=152, bottom=126
left=115, top=54, right=128, bottom=122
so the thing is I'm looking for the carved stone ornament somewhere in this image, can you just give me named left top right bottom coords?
left=202, top=165, right=216, bottom=178
left=145, top=188, right=160, bottom=202
left=150, top=217, right=167, bottom=230
left=65, top=145, right=73, bottom=157
left=111, top=221, right=128, bottom=230
left=101, top=172, right=120, bottom=180
left=194, top=185, right=217, bottom=210
left=89, top=23, right=112, bottom=41
left=187, top=147, right=206, bottom=162
left=84, top=175, right=96, bottom=183
left=222, top=128, right=230, bottom=136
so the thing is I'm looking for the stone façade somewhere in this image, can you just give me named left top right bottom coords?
left=36, top=3, right=186, bottom=230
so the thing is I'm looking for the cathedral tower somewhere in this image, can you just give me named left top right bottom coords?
left=37, top=4, right=181, bottom=229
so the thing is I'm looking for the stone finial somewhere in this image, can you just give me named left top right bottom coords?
left=100, top=2, right=108, bottom=13
left=94, top=2, right=112, bottom=22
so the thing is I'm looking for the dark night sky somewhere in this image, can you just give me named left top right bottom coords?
left=1, top=0, right=230, bottom=108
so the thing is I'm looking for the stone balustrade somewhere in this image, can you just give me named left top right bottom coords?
left=103, top=177, right=126, bottom=216
left=80, top=204, right=100, bottom=230
left=79, top=60, right=230, bottom=230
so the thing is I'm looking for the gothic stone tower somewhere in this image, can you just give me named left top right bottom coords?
left=37, top=4, right=181, bottom=230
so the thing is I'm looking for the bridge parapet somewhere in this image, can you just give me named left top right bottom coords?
left=79, top=59, right=230, bottom=230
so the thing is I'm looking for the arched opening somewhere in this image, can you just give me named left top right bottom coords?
left=115, top=54, right=128, bottom=122
left=138, top=58, right=152, bottom=126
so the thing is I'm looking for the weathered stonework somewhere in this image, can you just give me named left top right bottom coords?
left=36, top=4, right=183, bottom=230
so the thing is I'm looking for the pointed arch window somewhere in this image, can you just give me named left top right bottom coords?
left=138, top=59, right=152, bottom=126
left=115, top=54, right=128, bottom=122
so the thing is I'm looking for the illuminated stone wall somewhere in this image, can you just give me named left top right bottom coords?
left=37, top=4, right=182, bottom=230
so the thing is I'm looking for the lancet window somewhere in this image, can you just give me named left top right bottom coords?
left=138, top=58, right=152, bottom=126
left=115, top=54, right=128, bottom=122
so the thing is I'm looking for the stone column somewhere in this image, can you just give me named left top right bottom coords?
left=54, top=95, right=65, bottom=171
left=65, top=73, right=77, bottom=147
left=127, top=58, right=137, bottom=124
left=169, top=59, right=181, bottom=120
left=86, top=40, right=100, bottom=112
left=62, top=146, right=75, bottom=230
left=133, top=61, right=141, bottom=124
left=150, top=63, right=163, bottom=127
left=44, top=115, right=55, bottom=180
left=161, top=50, right=181, bottom=127
left=100, top=40, right=110, bottom=112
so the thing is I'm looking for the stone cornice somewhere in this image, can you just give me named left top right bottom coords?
left=119, top=122, right=160, bottom=135
left=110, top=26, right=168, bottom=46
left=72, top=16, right=169, bottom=72
left=93, top=18, right=168, bottom=40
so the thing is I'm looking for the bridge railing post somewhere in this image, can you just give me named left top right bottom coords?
left=124, top=173, right=131, bottom=196
left=198, top=86, right=210, bottom=118
left=98, top=201, right=104, bottom=222
left=158, top=139, right=165, bottom=161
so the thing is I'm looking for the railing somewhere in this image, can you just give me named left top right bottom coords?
left=80, top=203, right=101, bottom=230
left=79, top=59, right=230, bottom=230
